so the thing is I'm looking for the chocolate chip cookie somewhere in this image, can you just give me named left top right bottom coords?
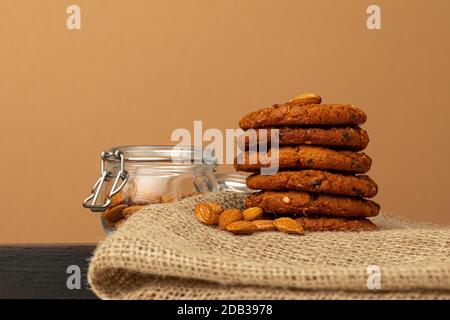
left=235, top=146, right=372, bottom=173
left=246, top=170, right=378, bottom=198
left=245, top=191, right=380, bottom=217
left=295, top=216, right=377, bottom=231
left=239, top=103, right=367, bottom=130
left=243, top=127, right=369, bottom=151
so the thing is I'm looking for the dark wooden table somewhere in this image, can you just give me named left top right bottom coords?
left=0, top=245, right=98, bottom=299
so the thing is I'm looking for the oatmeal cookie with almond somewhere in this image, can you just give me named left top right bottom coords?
left=239, top=103, right=366, bottom=130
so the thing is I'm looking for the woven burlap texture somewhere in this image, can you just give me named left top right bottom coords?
left=88, top=191, right=450, bottom=300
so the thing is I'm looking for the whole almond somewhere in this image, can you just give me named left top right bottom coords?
left=195, top=203, right=219, bottom=225
left=273, top=217, right=304, bottom=235
left=104, top=218, right=115, bottom=230
left=161, top=194, right=178, bottom=203
left=114, top=219, right=125, bottom=228
left=204, top=202, right=224, bottom=215
left=102, top=204, right=127, bottom=223
left=243, top=207, right=263, bottom=221
left=218, top=209, right=243, bottom=229
left=122, top=205, right=145, bottom=217
left=290, top=92, right=322, bottom=105
left=110, top=191, right=125, bottom=207
left=253, top=219, right=275, bottom=231
left=226, top=221, right=257, bottom=235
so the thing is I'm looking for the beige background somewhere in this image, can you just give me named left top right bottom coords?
left=1, top=0, right=449, bottom=243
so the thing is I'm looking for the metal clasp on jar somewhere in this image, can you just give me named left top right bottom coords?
left=83, top=150, right=128, bottom=212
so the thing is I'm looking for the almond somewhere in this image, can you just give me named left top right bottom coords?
left=226, top=221, right=257, bottom=235
left=161, top=194, right=177, bottom=203
left=204, top=202, right=224, bottom=215
left=195, top=203, right=219, bottom=225
left=110, top=191, right=125, bottom=207
left=102, top=204, right=127, bottom=223
left=243, top=207, right=263, bottom=221
left=273, top=217, right=304, bottom=235
left=253, top=219, right=275, bottom=231
left=114, top=219, right=125, bottom=228
left=290, top=92, right=322, bottom=105
left=122, top=205, right=145, bottom=217
left=218, top=209, right=243, bottom=229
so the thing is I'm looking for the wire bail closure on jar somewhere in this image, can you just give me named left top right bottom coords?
left=83, top=150, right=129, bottom=212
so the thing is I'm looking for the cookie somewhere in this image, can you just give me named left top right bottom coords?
left=245, top=191, right=380, bottom=217
left=246, top=170, right=378, bottom=198
left=243, top=127, right=369, bottom=151
left=295, top=216, right=377, bottom=231
left=239, top=103, right=366, bottom=130
left=234, top=146, right=372, bottom=173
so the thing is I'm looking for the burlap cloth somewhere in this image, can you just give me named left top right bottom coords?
left=88, top=191, right=450, bottom=300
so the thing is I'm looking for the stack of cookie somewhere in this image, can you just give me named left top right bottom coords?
left=234, top=94, right=380, bottom=232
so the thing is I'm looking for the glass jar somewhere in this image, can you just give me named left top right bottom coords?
left=83, top=145, right=252, bottom=232
left=215, top=172, right=252, bottom=193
